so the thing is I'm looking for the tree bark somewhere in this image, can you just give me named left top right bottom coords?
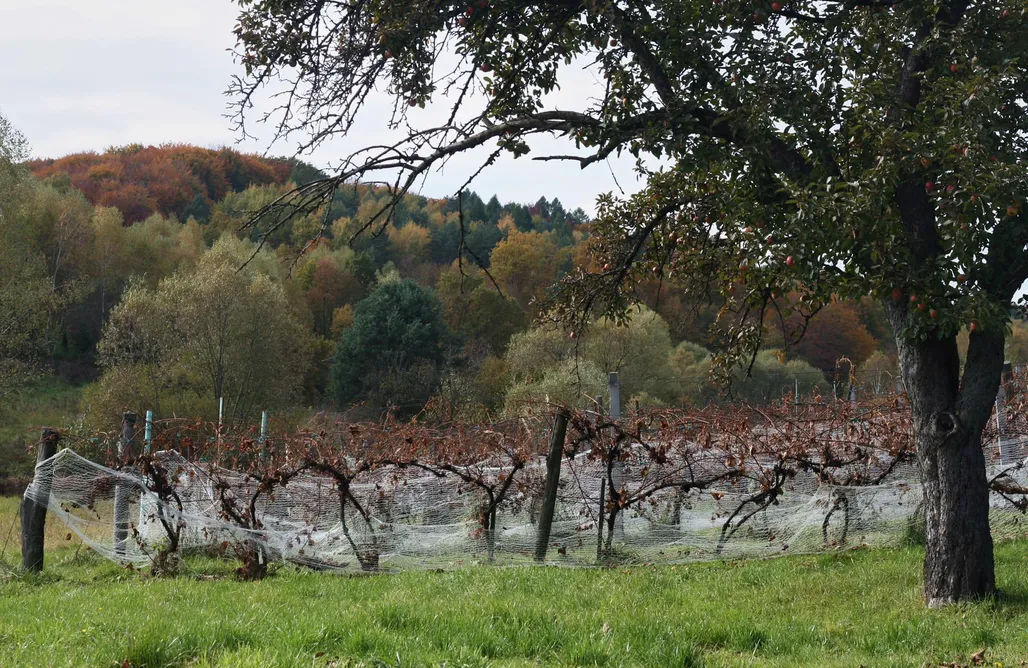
left=885, top=302, right=1000, bottom=606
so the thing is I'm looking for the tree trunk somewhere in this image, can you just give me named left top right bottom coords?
left=918, top=415, right=994, bottom=607
left=886, top=301, right=1001, bottom=606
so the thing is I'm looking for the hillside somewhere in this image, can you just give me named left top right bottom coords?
left=25, top=144, right=297, bottom=224
left=0, top=136, right=914, bottom=485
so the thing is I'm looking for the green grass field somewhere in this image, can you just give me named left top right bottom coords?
left=1, top=495, right=1027, bottom=668
left=0, top=377, right=83, bottom=488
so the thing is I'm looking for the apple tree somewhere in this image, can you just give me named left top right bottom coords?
left=230, top=0, right=1028, bottom=604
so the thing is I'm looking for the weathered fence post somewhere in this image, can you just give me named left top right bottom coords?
left=534, top=410, right=569, bottom=562
left=20, top=428, right=60, bottom=572
left=114, top=412, right=137, bottom=557
left=596, top=477, right=606, bottom=562
left=608, top=372, right=621, bottom=420
left=608, top=372, right=625, bottom=540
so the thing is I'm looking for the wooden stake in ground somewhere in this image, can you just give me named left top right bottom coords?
left=20, top=428, right=60, bottom=572
left=534, top=410, right=568, bottom=562
left=113, top=412, right=136, bottom=557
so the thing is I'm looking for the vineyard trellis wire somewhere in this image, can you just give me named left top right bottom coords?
left=22, top=388, right=1028, bottom=576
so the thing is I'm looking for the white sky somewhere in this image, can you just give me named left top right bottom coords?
left=0, top=0, right=646, bottom=213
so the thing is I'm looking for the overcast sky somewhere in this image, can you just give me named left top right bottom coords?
left=0, top=0, right=646, bottom=213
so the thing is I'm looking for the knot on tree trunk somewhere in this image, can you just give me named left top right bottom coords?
left=933, top=411, right=961, bottom=439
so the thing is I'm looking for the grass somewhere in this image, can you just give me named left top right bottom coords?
left=0, top=376, right=83, bottom=487
left=1, top=496, right=1027, bottom=668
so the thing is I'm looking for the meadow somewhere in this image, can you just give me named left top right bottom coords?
left=1, top=496, right=1027, bottom=668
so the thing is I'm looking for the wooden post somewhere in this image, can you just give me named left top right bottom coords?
left=114, top=412, right=136, bottom=557
left=534, top=411, right=569, bottom=562
left=608, top=372, right=624, bottom=540
left=20, top=429, right=60, bottom=572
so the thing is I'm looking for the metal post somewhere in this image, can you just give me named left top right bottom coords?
left=259, top=410, right=269, bottom=461
left=114, top=412, right=136, bottom=557
left=20, top=429, right=60, bottom=572
left=144, top=410, right=153, bottom=455
left=534, top=411, right=569, bottom=562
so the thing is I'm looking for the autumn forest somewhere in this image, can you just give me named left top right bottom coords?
left=3, top=138, right=1023, bottom=486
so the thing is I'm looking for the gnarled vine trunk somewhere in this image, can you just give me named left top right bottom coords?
left=887, top=304, right=1002, bottom=606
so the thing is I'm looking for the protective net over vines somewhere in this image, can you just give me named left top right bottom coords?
left=23, top=395, right=1028, bottom=573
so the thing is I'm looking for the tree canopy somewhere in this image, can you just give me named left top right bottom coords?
left=331, top=278, right=449, bottom=416
left=229, top=0, right=1028, bottom=604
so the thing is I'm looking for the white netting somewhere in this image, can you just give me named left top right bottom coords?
left=22, top=437, right=1028, bottom=572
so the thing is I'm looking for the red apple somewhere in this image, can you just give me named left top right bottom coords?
left=930, top=309, right=938, bottom=319
left=957, top=273, right=967, bottom=283
left=785, top=256, right=794, bottom=267
left=917, top=302, right=927, bottom=311
left=610, top=38, right=618, bottom=46
left=946, top=184, right=956, bottom=194
left=891, top=288, right=903, bottom=301
left=950, top=63, right=959, bottom=73
left=771, top=1, right=782, bottom=10
left=970, top=321, right=978, bottom=333
left=909, top=294, right=918, bottom=303
left=384, top=50, right=392, bottom=59
left=925, top=181, right=936, bottom=192
left=970, top=193, right=979, bottom=203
